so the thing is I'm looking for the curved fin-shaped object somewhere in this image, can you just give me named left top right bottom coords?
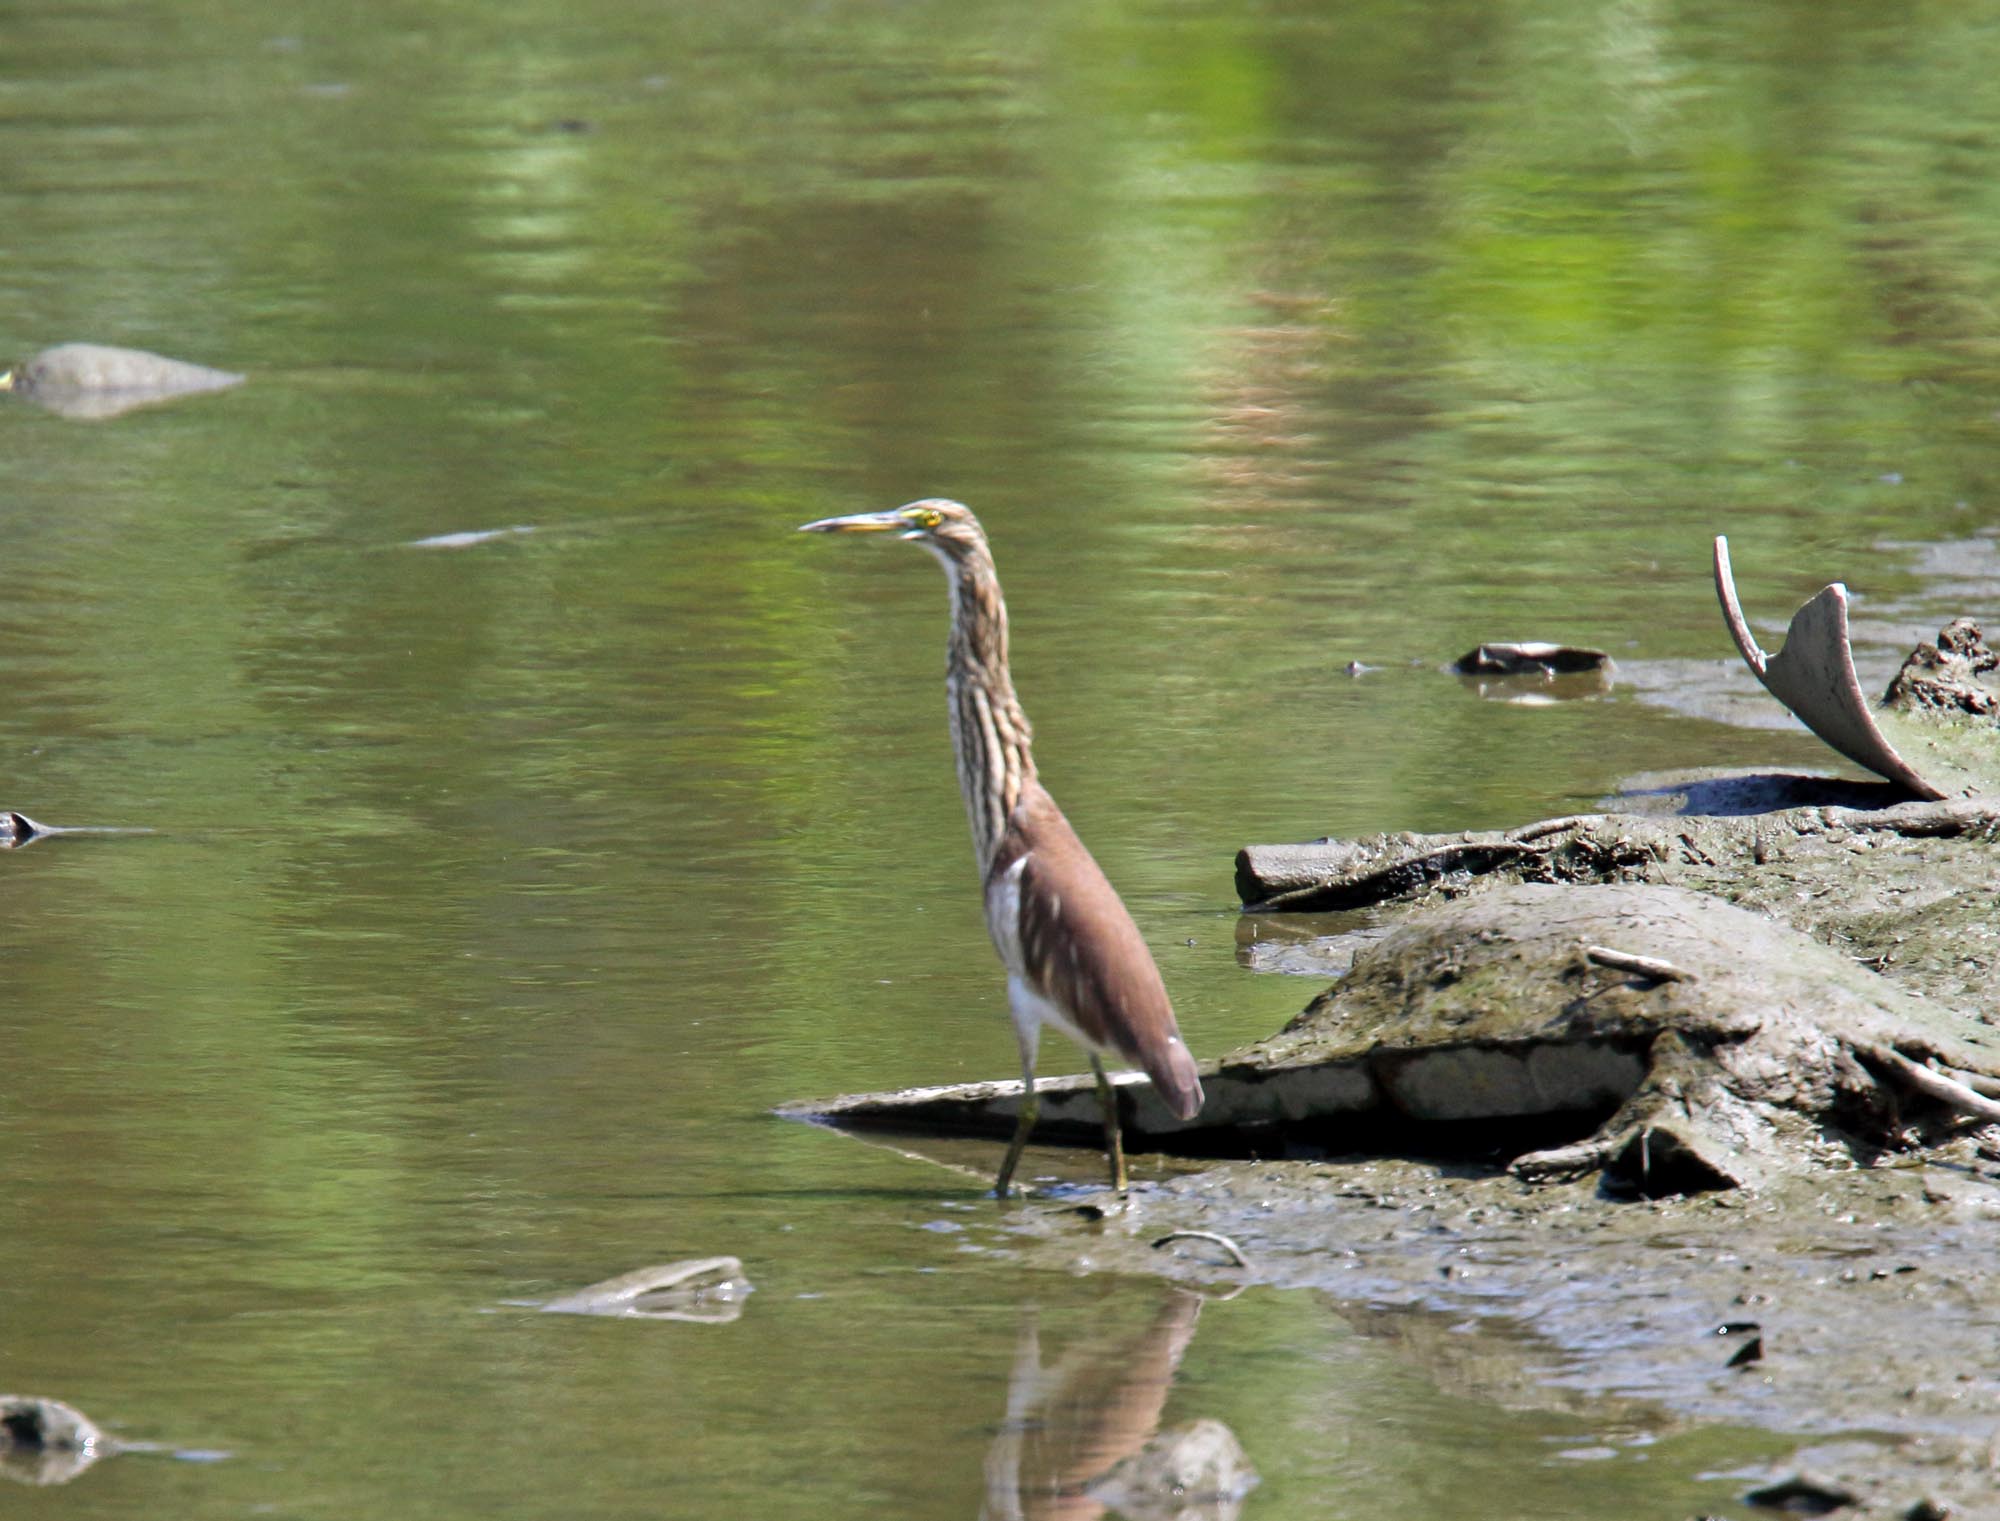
left=1712, top=536, right=1945, bottom=799
left=540, top=1256, right=751, bottom=1321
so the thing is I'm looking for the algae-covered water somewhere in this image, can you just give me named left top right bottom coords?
left=4, top=2, right=1998, bottom=1515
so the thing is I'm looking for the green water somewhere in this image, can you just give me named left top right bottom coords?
left=5, top=1, right=1997, bottom=1514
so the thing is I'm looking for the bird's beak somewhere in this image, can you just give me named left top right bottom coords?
left=797, top=511, right=906, bottom=535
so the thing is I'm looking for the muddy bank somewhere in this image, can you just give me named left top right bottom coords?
left=794, top=854, right=2000, bottom=1197
left=1201, top=781, right=2000, bottom=1514
left=999, top=1151, right=2000, bottom=1519
left=1237, top=790, right=2000, bottom=1022
left=1224, top=881, right=2000, bottom=1195
left=793, top=766, right=2000, bottom=1511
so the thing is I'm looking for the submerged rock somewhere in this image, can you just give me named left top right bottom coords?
left=0, top=343, right=243, bottom=420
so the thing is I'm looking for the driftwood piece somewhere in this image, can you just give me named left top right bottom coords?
left=1238, top=795, right=2000, bottom=910
left=1151, top=1230, right=1253, bottom=1269
left=1855, top=1044, right=2000, bottom=1125
left=1449, top=643, right=1614, bottom=702
left=1237, top=836, right=1542, bottom=912
left=1582, top=945, right=1695, bottom=983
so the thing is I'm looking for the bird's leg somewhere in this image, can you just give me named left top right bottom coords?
left=1091, top=1055, right=1129, bottom=1194
left=994, top=1052, right=1039, bottom=1199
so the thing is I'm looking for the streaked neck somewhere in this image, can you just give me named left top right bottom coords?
left=931, top=542, right=1036, bottom=871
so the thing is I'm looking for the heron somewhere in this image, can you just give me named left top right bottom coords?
left=800, top=499, right=1204, bottom=1196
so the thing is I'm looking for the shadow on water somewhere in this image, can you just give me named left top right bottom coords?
left=982, top=1287, right=1253, bottom=1521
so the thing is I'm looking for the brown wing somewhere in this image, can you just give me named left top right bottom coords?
left=996, top=785, right=1203, bottom=1120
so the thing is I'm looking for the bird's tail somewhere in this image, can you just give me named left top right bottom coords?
left=1145, top=1036, right=1205, bottom=1121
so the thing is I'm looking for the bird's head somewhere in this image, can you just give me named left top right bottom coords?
left=798, top=499, right=988, bottom=570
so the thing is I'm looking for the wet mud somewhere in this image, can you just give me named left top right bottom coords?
left=1003, top=1151, right=2000, bottom=1519
left=1201, top=779, right=2000, bottom=1514
left=1236, top=792, right=2000, bottom=1028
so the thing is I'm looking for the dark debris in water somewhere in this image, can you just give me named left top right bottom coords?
left=1, top=812, right=44, bottom=849
left=1450, top=641, right=1611, bottom=677
left=1449, top=642, right=1615, bottom=704
left=0, top=812, right=155, bottom=850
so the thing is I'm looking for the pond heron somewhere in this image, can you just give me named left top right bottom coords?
left=800, top=499, right=1204, bottom=1196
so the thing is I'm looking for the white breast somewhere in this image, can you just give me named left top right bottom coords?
left=986, top=851, right=1095, bottom=1057
left=985, top=854, right=1027, bottom=975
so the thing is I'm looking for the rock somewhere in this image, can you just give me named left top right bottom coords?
left=1883, top=617, right=2000, bottom=719
left=0, top=1396, right=108, bottom=1486
left=0, top=343, right=243, bottom=420
left=1084, top=1418, right=1258, bottom=1518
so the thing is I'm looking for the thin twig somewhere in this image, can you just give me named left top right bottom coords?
left=1858, top=1044, right=2000, bottom=1125
left=1584, top=945, right=1696, bottom=983
left=1508, top=816, right=1591, bottom=843
left=1509, top=1136, right=1615, bottom=1183
left=1151, top=1230, right=1252, bottom=1269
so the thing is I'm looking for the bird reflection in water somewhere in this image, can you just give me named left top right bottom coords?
left=981, top=1288, right=1256, bottom=1521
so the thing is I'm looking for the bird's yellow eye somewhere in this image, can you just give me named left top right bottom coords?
left=905, top=506, right=943, bottom=530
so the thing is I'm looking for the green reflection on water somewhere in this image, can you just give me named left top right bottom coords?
left=0, top=0, right=1990, bottom=1515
